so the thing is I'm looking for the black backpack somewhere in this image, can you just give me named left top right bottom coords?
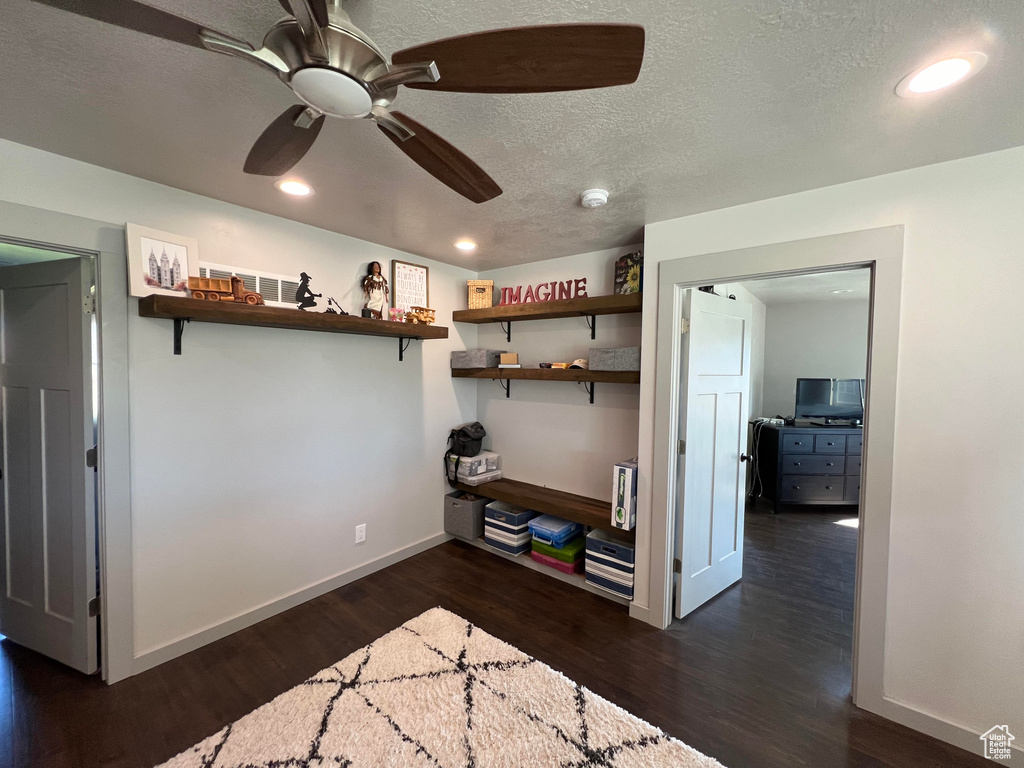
left=445, top=422, right=486, bottom=486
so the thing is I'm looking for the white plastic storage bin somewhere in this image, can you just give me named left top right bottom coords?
left=447, top=451, right=501, bottom=477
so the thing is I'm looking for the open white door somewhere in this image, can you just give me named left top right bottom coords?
left=0, top=258, right=97, bottom=673
left=675, top=289, right=752, bottom=619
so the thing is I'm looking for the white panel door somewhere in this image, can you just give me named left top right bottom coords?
left=0, top=258, right=97, bottom=673
left=675, top=289, right=752, bottom=619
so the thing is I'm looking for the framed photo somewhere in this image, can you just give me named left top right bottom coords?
left=391, top=260, right=429, bottom=311
left=126, top=223, right=199, bottom=298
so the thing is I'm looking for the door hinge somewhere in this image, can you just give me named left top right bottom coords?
left=83, top=295, right=96, bottom=314
left=88, top=596, right=100, bottom=617
left=673, top=557, right=682, bottom=574
left=86, top=445, right=98, bottom=471
left=678, top=439, right=686, bottom=455
left=680, top=318, right=690, bottom=334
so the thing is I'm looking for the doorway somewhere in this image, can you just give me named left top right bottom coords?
left=647, top=225, right=902, bottom=718
left=670, top=267, right=870, bottom=623
left=0, top=242, right=101, bottom=674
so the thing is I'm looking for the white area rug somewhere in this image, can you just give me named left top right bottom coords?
left=158, top=607, right=724, bottom=767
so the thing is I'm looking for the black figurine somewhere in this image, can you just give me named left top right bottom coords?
left=324, top=297, right=348, bottom=315
left=295, top=272, right=322, bottom=311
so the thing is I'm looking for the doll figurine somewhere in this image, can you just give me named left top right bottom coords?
left=362, top=261, right=389, bottom=319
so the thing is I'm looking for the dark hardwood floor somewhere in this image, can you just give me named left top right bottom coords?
left=0, top=507, right=985, bottom=768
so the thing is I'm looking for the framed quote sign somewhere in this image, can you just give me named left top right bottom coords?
left=391, top=260, right=429, bottom=310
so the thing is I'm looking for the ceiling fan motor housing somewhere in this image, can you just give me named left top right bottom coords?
left=262, top=17, right=398, bottom=114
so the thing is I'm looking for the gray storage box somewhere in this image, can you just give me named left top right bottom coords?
left=444, top=490, right=491, bottom=540
left=451, top=349, right=507, bottom=369
left=590, top=347, right=641, bottom=371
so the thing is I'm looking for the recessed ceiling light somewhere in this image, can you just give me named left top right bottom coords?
left=830, top=289, right=853, bottom=294
left=896, top=52, right=988, bottom=97
left=274, top=179, right=315, bottom=197
left=455, top=239, right=478, bottom=252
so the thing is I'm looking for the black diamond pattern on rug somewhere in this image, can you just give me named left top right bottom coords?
left=157, top=607, right=724, bottom=768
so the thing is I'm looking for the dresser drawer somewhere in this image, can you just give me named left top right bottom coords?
left=846, top=456, right=862, bottom=476
left=844, top=475, right=861, bottom=501
left=781, top=454, right=845, bottom=475
left=782, top=434, right=814, bottom=453
left=780, top=475, right=845, bottom=502
left=848, top=434, right=863, bottom=455
left=815, top=435, right=847, bottom=454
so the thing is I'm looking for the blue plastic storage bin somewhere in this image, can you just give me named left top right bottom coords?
left=527, top=514, right=583, bottom=548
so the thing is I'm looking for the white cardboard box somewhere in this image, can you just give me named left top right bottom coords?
left=611, top=457, right=638, bottom=530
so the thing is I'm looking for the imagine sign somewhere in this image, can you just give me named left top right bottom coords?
left=499, top=278, right=588, bottom=305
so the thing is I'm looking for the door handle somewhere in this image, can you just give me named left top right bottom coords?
left=740, top=454, right=751, bottom=463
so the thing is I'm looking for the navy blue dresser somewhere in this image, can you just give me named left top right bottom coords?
left=753, top=424, right=862, bottom=513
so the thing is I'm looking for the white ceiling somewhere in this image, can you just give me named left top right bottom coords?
left=1, top=1, right=1022, bottom=270
left=741, top=268, right=871, bottom=305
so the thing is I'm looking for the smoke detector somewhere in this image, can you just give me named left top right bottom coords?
left=581, top=189, right=609, bottom=208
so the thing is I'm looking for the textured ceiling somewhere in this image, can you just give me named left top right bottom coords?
left=1, top=1, right=1022, bottom=269
left=742, top=268, right=870, bottom=304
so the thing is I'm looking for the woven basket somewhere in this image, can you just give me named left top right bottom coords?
left=467, top=280, right=494, bottom=310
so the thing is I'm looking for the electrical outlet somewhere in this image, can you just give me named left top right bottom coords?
left=354, top=524, right=366, bottom=544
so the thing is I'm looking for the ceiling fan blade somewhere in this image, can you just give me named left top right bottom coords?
left=391, top=24, right=645, bottom=94
left=378, top=112, right=501, bottom=204
left=29, top=0, right=240, bottom=50
left=244, top=105, right=325, bottom=176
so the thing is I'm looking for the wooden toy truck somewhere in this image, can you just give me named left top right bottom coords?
left=188, top=276, right=265, bottom=305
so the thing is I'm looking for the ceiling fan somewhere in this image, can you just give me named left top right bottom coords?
left=32, top=0, right=646, bottom=203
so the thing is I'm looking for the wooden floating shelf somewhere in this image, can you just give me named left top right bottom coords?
left=454, top=477, right=632, bottom=537
left=139, top=295, right=447, bottom=358
left=451, top=367, right=639, bottom=403
left=452, top=292, right=642, bottom=324
left=453, top=293, right=642, bottom=341
left=459, top=537, right=629, bottom=606
left=451, top=368, right=639, bottom=384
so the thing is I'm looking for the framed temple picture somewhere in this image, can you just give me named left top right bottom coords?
left=126, top=223, right=199, bottom=298
left=391, top=260, right=429, bottom=311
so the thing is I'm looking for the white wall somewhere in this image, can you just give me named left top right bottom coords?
left=761, top=299, right=869, bottom=417
left=0, top=139, right=478, bottom=661
left=640, top=146, right=1024, bottom=748
left=475, top=246, right=641, bottom=499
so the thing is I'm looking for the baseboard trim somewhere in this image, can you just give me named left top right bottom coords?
left=860, top=694, right=1003, bottom=759
left=627, top=601, right=656, bottom=627
left=131, top=532, right=452, bottom=676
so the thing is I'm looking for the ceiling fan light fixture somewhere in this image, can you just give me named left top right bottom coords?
left=455, top=239, right=478, bottom=252
left=275, top=179, right=315, bottom=196
left=290, top=67, right=373, bottom=118
left=896, top=52, right=987, bottom=97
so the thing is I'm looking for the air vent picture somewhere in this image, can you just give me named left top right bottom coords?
left=126, top=223, right=199, bottom=299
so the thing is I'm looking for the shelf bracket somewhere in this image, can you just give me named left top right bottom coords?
left=499, top=320, right=512, bottom=342
left=583, top=381, right=595, bottom=404
left=398, top=337, right=413, bottom=362
left=173, top=317, right=190, bottom=355
left=495, top=378, right=511, bottom=398
left=586, top=314, right=597, bottom=339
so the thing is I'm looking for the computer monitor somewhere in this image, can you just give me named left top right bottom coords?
left=794, top=378, right=865, bottom=420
